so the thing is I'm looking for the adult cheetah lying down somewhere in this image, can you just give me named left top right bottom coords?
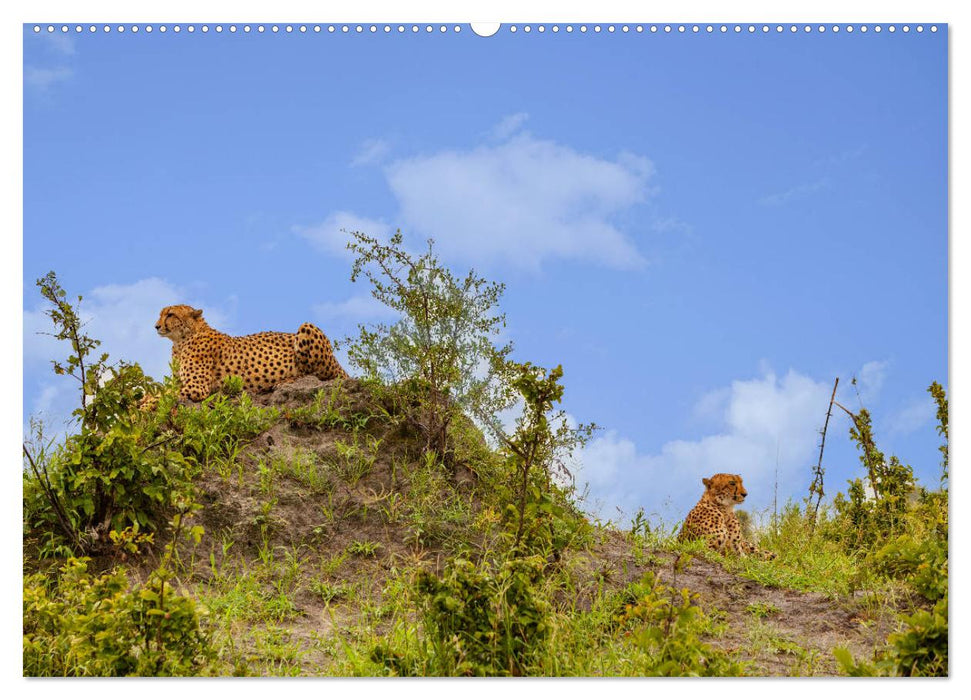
left=678, top=473, right=776, bottom=560
left=155, top=305, right=348, bottom=402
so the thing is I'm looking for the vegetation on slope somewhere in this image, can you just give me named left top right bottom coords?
left=22, top=239, right=948, bottom=677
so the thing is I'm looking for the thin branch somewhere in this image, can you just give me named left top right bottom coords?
left=23, top=443, right=84, bottom=554
left=833, top=400, right=882, bottom=502
left=809, top=377, right=839, bottom=533
left=140, top=434, right=179, bottom=456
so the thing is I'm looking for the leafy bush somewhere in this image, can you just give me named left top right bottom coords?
left=370, top=555, right=550, bottom=676
left=836, top=595, right=947, bottom=677
left=221, top=375, right=244, bottom=397
left=23, top=273, right=196, bottom=556
left=872, top=530, right=947, bottom=603
left=829, top=408, right=916, bottom=551
left=23, top=557, right=214, bottom=676
left=929, top=381, right=948, bottom=488
left=493, top=362, right=595, bottom=554
left=829, top=382, right=949, bottom=677
left=345, top=230, right=513, bottom=464
left=615, top=571, right=744, bottom=676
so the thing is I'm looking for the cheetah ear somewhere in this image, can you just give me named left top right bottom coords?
left=702, top=477, right=711, bottom=488
left=190, top=308, right=203, bottom=319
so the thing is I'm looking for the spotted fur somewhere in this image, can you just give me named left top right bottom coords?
left=154, top=305, right=348, bottom=402
left=678, top=473, right=775, bottom=560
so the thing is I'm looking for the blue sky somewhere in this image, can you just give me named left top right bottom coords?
left=23, top=23, right=948, bottom=524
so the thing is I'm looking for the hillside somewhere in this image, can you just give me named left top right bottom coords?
left=25, top=375, right=904, bottom=677
left=23, top=263, right=947, bottom=678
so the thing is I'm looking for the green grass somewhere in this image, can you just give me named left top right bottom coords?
left=746, top=601, right=782, bottom=618
left=400, top=453, right=476, bottom=547
left=249, top=626, right=307, bottom=676
left=22, top=378, right=944, bottom=679
left=745, top=620, right=822, bottom=675
left=284, top=383, right=379, bottom=433
left=267, top=450, right=334, bottom=495
left=310, top=580, right=353, bottom=604
left=329, top=564, right=746, bottom=677
left=729, top=505, right=876, bottom=598
left=205, top=573, right=287, bottom=623
left=333, top=434, right=382, bottom=485
left=644, top=504, right=875, bottom=600
left=347, top=540, right=382, bottom=557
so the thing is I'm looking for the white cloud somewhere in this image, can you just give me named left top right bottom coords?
left=312, top=294, right=398, bottom=323
left=24, top=66, right=74, bottom=91
left=351, top=138, right=390, bottom=167
left=38, top=32, right=77, bottom=56
left=32, top=383, right=63, bottom=417
left=381, top=132, right=653, bottom=270
left=759, top=178, right=829, bottom=207
left=692, top=386, right=731, bottom=423
left=24, top=277, right=197, bottom=382
left=307, top=126, right=656, bottom=272
left=490, top=112, right=529, bottom=140
left=574, top=367, right=840, bottom=524
left=887, top=395, right=936, bottom=436
left=856, top=360, right=889, bottom=404
left=24, top=33, right=77, bottom=93
left=294, top=211, right=394, bottom=259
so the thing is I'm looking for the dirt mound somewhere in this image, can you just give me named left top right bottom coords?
left=165, top=380, right=890, bottom=676
left=255, top=375, right=368, bottom=410
left=194, top=377, right=418, bottom=557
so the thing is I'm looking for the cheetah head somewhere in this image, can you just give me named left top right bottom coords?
left=155, top=305, right=206, bottom=344
left=702, top=473, right=748, bottom=507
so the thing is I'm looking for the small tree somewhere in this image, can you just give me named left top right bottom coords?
left=490, top=362, right=595, bottom=553
left=24, top=272, right=189, bottom=556
left=34, top=271, right=109, bottom=420
left=346, top=230, right=514, bottom=463
left=345, top=232, right=595, bottom=554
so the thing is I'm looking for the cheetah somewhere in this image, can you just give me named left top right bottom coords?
left=678, top=473, right=776, bottom=560
left=154, top=305, right=348, bottom=402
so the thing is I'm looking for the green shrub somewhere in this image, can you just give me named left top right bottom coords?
left=23, top=274, right=200, bottom=557
left=23, top=557, right=214, bottom=676
left=830, top=382, right=949, bottom=677
left=829, top=408, right=916, bottom=551
left=872, top=531, right=947, bottom=602
left=836, top=596, right=948, bottom=677
left=221, top=375, right=244, bottom=397
left=23, top=363, right=194, bottom=557
left=345, top=230, right=514, bottom=465
left=494, top=362, right=595, bottom=554
left=615, top=571, right=745, bottom=676
left=370, top=555, right=550, bottom=676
